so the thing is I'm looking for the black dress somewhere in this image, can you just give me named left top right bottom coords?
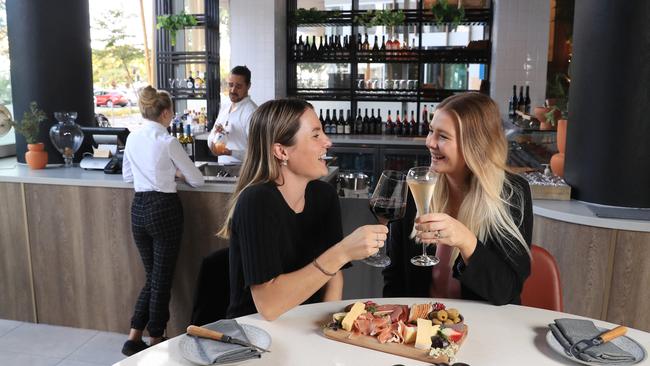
left=382, top=173, right=533, bottom=305
left=227, top=180, right=344, bottom=318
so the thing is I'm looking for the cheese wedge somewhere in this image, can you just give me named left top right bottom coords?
left=403, top=325, right=417, bottom=344
left=341, top=302, right=366, bottom=331
left=414, top=318, right=440, bottom=350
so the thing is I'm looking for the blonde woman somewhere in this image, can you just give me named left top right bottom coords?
left=219, top=99, right=387, bottom=320
left=121, top=86, right=204, bottom=355
left=383, top=92, right=532, bottom=305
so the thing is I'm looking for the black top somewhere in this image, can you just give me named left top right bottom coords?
left=227, top=180, right=344, bottom=318
left=383, top=173, right=533, bottom=305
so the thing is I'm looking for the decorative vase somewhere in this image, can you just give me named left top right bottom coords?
left=25, top=143, right=48, bottom=169
left=49, top=112, right=84, bottom=167
left=550, top=119, right=568, bottom=177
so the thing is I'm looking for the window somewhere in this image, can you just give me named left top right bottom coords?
left=0, top=0, right=15, bottom=157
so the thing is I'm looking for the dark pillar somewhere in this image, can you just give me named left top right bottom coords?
left=7, top=0, right=94, bottom=164
left=564, top=0, right=650, bottom=209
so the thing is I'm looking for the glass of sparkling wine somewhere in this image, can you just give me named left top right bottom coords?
left=407, top=166, right=440, bottom=266
left=363, top=170, right=408, bottom=268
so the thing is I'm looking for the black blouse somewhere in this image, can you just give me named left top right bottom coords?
left=227, top=180, right=343, bottom=318
left=382, top=173, right=533, bottom=305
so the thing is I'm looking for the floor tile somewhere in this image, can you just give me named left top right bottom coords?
left=66, top=332, right=127, bottom=365
left=0, top=319, right=22, bottom=338
left=0, top=323, right=97, bottom=359
left=0, top=351, right=61, bottom=366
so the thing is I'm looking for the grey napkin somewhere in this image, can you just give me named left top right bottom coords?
left=183, top=319, right=261, bottom=365
left=549, top=318, right=635, bottom=364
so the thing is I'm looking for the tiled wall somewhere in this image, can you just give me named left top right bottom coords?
left=230, top=0, right=287, bottom=105
left=491, top=0, right=551, bottom=116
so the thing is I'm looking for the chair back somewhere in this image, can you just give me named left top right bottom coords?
left=521, top=244, right=563, bottom=311
left=190, top=247, right=230, bottom=326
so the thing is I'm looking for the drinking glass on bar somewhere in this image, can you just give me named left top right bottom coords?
left=407, top=166, right=440, bottom=266
left=363, top=170, right=407, bottom=268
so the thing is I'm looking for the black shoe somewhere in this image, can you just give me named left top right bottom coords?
left=121, top=339, right=149, bottom=356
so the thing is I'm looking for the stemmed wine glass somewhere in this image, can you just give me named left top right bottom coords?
left=363, top=170, right=408, bottom=268
left=407, top=166, right=440, bottom=266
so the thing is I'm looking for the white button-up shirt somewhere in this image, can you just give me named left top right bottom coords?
left=123, top=119, right=204, bottom=192
left=207, top=96, right=258, bottom=164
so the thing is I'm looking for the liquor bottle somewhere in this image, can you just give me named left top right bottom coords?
left=510, top=85, right=518, bottom=118
left=337, top=109, right=345, bottom=134
left=386, top=110, right=394, bottom=135
left=355, top=108, right=363, bottom=134
left=362, top=108, right=370, bottom=134
left=184, top=124, right=194, bottom=159
left=331, top=109, right=338, bottom=135
left=319, top=109, right=325, bottom=131
left=518, top=86, right=525, bottom=112
left=395, top=110, right=403, bottom=136
left=325, top=109, right=332, bottom=134
left=345, top=109, right=352, bottom=135
left=524, top=85, right=531, bottom=114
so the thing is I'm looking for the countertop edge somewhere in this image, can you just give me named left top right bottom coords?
left=533, top=201, right=650, bottom=233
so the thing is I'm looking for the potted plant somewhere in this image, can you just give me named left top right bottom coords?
left=430, top=0, right=465, bottom=31
left=11, top=102, right=48, bottom=169
left=290, top=7, right=341, bottom=25
left=156, top=12, right=198, bottom=47
left=354, top=9, right=406, bottom=27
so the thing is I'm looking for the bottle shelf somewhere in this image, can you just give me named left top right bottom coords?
left=157, top=51, right=219, bottom=64
left=291, top=47, right=489, bottom=64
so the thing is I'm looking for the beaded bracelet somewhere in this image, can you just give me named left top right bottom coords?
left=312, top=259, right=337, bottom=276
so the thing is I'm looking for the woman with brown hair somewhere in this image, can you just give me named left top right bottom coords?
left=219, top=99, right=387, bottom=320
left=121, top=86, right=204, bottom=355
left=383, top=92, right=533, bottom=305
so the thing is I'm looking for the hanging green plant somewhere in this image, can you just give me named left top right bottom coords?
left=156, top=12, right=198, bottom=47
left=290, top=8, right=341, bottom=25
left=11, top=102, right=47, bottom=144
left=354, top=9, right=406, bottom=27
left=431, top=0, right=465, bottom=30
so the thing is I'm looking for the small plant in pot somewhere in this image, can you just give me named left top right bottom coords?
left=156, top=12, right=198, bottom=47
left=11, top=102, right=49, bottom=169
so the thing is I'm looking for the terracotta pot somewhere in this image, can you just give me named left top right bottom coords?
left=25, top=143, right=48, bottom=169
left=550, top=152, right=565, bottom=177
left=556, top=119, right=568, bottom=154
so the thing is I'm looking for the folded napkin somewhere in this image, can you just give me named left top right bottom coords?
left=183, top=319, right=261, bottom=365
left=549, top=318, right=636, bottom=364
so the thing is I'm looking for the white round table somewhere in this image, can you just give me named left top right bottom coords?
left=112, top=298, right=650, bottom=366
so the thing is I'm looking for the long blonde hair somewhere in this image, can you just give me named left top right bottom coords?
left=218, top=99, right=312, bottom=239
left=433, top=92, right=530, bottom=260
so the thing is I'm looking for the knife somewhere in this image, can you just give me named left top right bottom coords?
left=186, top=325, right=271, bottom=353
left=568, top=325, right=627, bottom=357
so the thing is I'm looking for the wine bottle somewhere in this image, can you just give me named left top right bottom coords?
left=376, top=109, right=383, bottom=135
left=319, top=109, right=325, bottom=131
left=355, top=108, right=363, bottom=134
left=518, top=86, right=525, bottom=112
left=409, top=110, right=417, bottom=136
left=345, top=109, right=352, bottom=135
left=372, top=35, right=379, bottom=51
left=325, top=109, right=332, bottom=134
left=524, top=85, right=531, bottom=114
left=387, top=110, right=394, bottom=135
left=337, top=109, right=345, bottom=134
left=510, top=85, right=518, bottom=118
left=184, top=124, right=194, bottom=159
left=396, top=110, right=403, bottom=136
left=363, top=33, right=370, bottom=50
left=421, top=105, right=428, bottom=126
left=319, top=36, right=324, bottom=58
left=311, top=35, right=318, bottom=60
left=296, top=35, right=304, bottom=59
left=332, top=109, right=338, bottom=135
left=362, top=108, right=370, bottom=134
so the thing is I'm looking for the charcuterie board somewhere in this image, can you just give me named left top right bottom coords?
left=321, top=301, right=468, bottom=364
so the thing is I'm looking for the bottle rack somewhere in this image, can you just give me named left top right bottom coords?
left=155, top=0, right=220, bottom=125
left=286, top=1, right=493, bottom=125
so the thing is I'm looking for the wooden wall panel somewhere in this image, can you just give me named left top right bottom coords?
left=24, top=184, right=229, bottom=335
left=0, top=182, right=36, bottom=322
left=532, top=215, right=615, bottom=320
left=606, top=230, right=650, bottom=332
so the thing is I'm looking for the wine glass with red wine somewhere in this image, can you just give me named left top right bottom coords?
left=362, top=170, right=407, bottom=267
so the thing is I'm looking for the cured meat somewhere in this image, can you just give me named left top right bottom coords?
left=352, top=313, right=391, bottom=336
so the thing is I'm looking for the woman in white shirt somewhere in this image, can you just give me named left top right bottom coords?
left=121, top=86, right=204, bottom=356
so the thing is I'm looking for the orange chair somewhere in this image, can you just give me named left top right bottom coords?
left=521, top=244, right=563, bottom=311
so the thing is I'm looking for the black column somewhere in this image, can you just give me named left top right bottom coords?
left=7, top=0, right=94, bottom=164
left=564, top=0, right=650, bottom=208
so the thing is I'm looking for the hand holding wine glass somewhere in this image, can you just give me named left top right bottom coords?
left=363, top=170, right=408, bottom=268
left=407, top=166, right=440, bottom=266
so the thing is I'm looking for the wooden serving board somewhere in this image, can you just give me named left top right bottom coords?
left=322, top=324, right=468, bottom=364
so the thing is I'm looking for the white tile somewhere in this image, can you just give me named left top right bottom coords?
left=0, top=323, right=97, bottom=359
left=0, top=319, right=22, bottom=338
left=66, top=332, right=127, bottom=366
left=0, top=351, right=61, bottom=366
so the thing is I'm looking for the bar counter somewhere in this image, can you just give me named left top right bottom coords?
left=1, top=158, right=649, bottom=334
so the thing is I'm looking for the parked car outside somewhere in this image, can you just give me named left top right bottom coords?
left=94, top=90, right=129, bottom=107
